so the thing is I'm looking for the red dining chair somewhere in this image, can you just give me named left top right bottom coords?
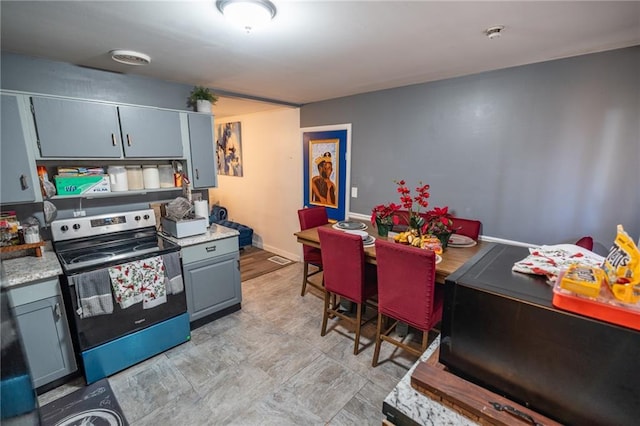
left=575, top=236, right=594, bottom=251
left=297, top=206, right=329, bottom=296
left=318, top=227, right=378, bottom=355
left=450, top=217, right=482, bottom=240
left=372, top=239, right=443, bottom=366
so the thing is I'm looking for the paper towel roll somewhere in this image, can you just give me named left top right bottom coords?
left=194, top=200, right=209, bottom=219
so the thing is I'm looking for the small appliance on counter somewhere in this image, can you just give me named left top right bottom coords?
left=161, top=216, right=208, bottom=238
left=160, top=196, right=208, bottom=238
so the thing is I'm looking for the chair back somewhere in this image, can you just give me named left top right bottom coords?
left=375, top=239, right=441, bottom=331
left=298, top=206, right=328, bottom=262
left=575, top=236, right=594, bottom=251
left=298, top=206, right=328, bottom=230
left=451, top=217, right=481, bottom=240
left=318, top=227, right=367, bottom=303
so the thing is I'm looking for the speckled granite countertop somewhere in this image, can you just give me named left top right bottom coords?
left=383, top=336, right=478, bottom=425
left=1, top=249, right=63, bottom=288
left=160, top=223, right=240, bottom=247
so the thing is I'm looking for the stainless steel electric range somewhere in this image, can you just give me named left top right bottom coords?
left=52, top=209, right=190, bottom=384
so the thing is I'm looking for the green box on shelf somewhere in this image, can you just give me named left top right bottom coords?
left=54, top=175, right=111, bottom=196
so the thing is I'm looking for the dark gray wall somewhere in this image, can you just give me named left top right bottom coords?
left=301, top=47, right=640, bottom=247
left=1, top=51, right=193, bottom=109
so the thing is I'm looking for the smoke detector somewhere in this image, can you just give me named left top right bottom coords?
left=110, top=50, right=151, bottom=66
left=485, top=26, right=505, bottom=40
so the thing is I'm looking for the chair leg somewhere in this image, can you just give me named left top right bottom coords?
left=301, top=262, right=310, bottom=296
left=421, top=330, right=428, bottom=353
left=353, top=302, right=363, bottom=355
left=372, top=312, right=384, bottom=367
left=321, top=290, right=331, bottom=336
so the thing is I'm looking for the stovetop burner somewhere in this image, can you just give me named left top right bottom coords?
left=133, top=242, right=159, bottom=252
left=51, top=209, right=180, bottom=274
left=70, top=252, right=116, bottom=264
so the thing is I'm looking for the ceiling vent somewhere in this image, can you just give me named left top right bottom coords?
left=485, top=26, right=505, bottom=40
left=110, top=50, right=151, bottom=66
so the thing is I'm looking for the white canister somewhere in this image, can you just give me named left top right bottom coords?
left=126, top=166, right=144, bottom=190
left=142, top=165, right=160, bottom=189
left=108, top=166, right=128, bottom=192
left=194, top=199, right=209, bottom=219
left=158, top=165, right=174, bottom=188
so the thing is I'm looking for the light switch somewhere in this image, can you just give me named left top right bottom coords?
left=351, top=187, right=358, bottom=198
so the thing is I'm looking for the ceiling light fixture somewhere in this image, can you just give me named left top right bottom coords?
left=110, top=50, right=151, bottom=65
left=216, top=0, right=277, bottom=33
left=485, top=26, right=505, bottom=40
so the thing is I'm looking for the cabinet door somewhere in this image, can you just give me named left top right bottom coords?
left=1, top=95, right=37, bottom=203
left=31, top=97, right=122, bottom=158
left=118, top=105, right=183, bottom=158
left=183, top=252, right=241, bottom=322
left=187, top=113, right=217, bottom=188
left=13, top=295, right=77, bottom=388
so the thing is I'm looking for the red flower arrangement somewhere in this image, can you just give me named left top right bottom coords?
left=395, top=180, right=431, bottom=232
left=371, top=202, right=401, bottom=227
left=423, top=206, right=454, bottom=236
left=394, top=180, right=454, bottom=237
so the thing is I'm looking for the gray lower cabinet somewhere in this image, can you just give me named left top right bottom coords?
left=1, top=94, right=37, bottom=204
left=31, top=96, right=183, bottom=158
left=182, top=236, right=241, bottom=322
left=8, top=277, right=77, bottom=388
left=187, top=113, right=217, bottom=188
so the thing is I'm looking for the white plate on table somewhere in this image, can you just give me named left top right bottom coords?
left=333, top=221, right=367, bottom=231
left=344, top=230, right=376, bottom=246
left=436, top=254, right=442, bottom=264
left=345, top=230, right=369, bottom=239
left=448, top=234, right=477, bottom=247
left=363, top=235, right=376, bottom=247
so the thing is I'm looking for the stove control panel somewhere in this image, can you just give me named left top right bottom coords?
left=51, top=209, right=157, bottom=242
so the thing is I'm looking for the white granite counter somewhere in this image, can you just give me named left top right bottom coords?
left=1, top=249, right=63, bottom=288
left=160, top=224, right=240, bottom=247
left=383, top=336, right=478, bottom=425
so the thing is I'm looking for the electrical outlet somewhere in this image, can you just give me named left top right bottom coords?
left=73, top=210, right=86, bottom=217
left=351, top=187, right=358, bottom=198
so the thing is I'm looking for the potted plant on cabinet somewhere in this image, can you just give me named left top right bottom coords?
left=188, top=86, right=218, bottom=113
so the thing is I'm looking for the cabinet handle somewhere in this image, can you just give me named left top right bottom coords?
left=127, top=134, right=132, bottom=146
left=205, top=245, right=216, bottom=252
left=111, top=133, right=117, bottom=146
left=236, top=259, right=240, bottom=271
left=195, top=169, right=200, bottom=180
left=54, top=302, right=61, bottom=320
left=19, top=174, right=29, bottom=190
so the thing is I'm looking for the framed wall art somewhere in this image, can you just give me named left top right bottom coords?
left=301, top=124, right=352, bottom=221
left=216, top=121, right=243, bottom=177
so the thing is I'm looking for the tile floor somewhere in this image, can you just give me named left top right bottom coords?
left=39, top=263, right=425, bottom=425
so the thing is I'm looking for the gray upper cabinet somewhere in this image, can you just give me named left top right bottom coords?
left=1, top=94, right=37, bottom=203
left=118, top=105, right=183, bottom=158
left=32, top=97, right=122, bottom=158
left=187, top=113, right=217, bottom=188
left=32, top=97, right=183, bottom=159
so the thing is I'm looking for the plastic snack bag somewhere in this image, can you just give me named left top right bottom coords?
left=602, top=225, right=640, bottom=304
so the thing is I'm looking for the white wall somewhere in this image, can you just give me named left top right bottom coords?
left=209, top=107, right=303, bottom=261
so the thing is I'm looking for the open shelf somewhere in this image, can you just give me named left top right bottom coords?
left=50, top=187, right=182, bottom=200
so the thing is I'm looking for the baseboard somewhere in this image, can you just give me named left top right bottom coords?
left=259, top=243, right=300, bottom=263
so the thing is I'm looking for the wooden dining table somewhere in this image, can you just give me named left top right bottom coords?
left=294, top=222, right=491, bottom=284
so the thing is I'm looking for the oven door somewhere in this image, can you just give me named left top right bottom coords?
left=61, top=259, right=187, bottom=352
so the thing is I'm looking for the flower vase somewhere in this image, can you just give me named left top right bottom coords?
left=375, top=219, right=391, bottom=237
left=436, top=232, right=451, bottom=249
left=409, top=214, right=424, bottom=238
